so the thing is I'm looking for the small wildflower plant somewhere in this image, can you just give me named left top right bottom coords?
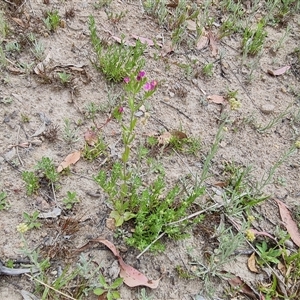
left=95, top=70, right=157, bottom=226
left=95, top=70, right=205, bottom=251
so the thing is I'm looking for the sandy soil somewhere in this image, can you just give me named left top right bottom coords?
left=0, top=0, right=300, bottom=299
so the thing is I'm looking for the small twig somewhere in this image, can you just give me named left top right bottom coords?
left=160, top=100, right=193, bottom=122
left=17, top=0, right=29, bottom=13
left=166, top=203, right=222, bottom=226
left=40, top=191, right=55, bottom=203
left=51, top=182, right=57, bottom=203
left=70, top=171, right=94, bottom=181
left=16, top=125, right=24, bottom=167
left=24, top=274, right=77, bottom=300
left=150, top=115, right=169, bottom=131
left=136, top=232, right=166, bottom=260
left=1, top=0, right=17, bottom=7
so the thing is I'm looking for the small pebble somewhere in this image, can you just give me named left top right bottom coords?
left=260, top=104, right=275, bottom=114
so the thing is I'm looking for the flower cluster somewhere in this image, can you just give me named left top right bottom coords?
left=245, top=229, right=256, bottom=242
left=123, top=70, right=157, bottom=92
left=144, top=80, right=157, bottom=91
left=17, top=223, right=29, bottom=233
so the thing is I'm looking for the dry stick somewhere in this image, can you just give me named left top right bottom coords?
left=136, top=232, right=166, bottom=260
left=166, top=203, right=222, bottom=226
left=136, top=203, right=222, bottom=259
left=160, top=101, right=193, bottom=122
left=24, top=274, right=77, bottom=300
left=16, top=125, right=24, bottom=167
left=150, top=115, right=169, bottom=131
left=1, top=0, right=17, bottom=7
left=51, top=182, right=57, bottom=203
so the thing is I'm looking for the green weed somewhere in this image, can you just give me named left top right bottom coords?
left=63, top=118, right=79, bottom=144
left=202, top=62, right=214, bottom=77
left=257, top=105, right=291, bottom=133
left=242, top=20, right=267, bottom=56
left=43, top=10, right=61, bottom=31
left=0, top=10, right=9, bottom=41
left=84, top=102, right=101, bottom=121
left=36, top=157, right=59, bottom=183
left=223, top=163, right=268, bottom=217
left=5, top=41, right=20, bottom=53
left=143, top=0, right=168, bottom=26
left=89, top=15, right=146, bottom=82
left=22, top=171, right=40, bottom=195
left=57, top=71, right=71, bottom=85
left=93, top=275, right=123, bottom=299
left=0, top=191, right=9, bottom=210
left=31, top=39, right=45, bottom=60
left=94, top=0, right=112, bottom=9
left=189, top=224, right=245, bottom=298
left=21, top=114, right=30, bottom=123
left=107, top=11, right=126, bottom=23
left=82, top=136, right=107, bottom=161
left=63, top=191, right=80, bottom=209
left=23, top=211, right=42, bottom=230
left=256, top=240, right=282, bottom=266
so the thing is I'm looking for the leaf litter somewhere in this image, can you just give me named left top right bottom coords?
left=57, top=151, right=81, bottom=172
left=74, top=238, right=161, bottom=288
left=275, top=199, right=300, bottom=247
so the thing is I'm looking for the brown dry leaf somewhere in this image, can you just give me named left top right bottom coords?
left=171, top=130, right=187, bottom=139
left=111, top=35, right=135, bottom=46
left=227, top=276, right=257, bottom=299
left=131, top=35, right=162, bottom=47
left=208, top=32, right=218, bottom=57
left=11, top=17, right=25, bottom=28
left=57, top=150, right=81, bottom=172
left=196, top=35, right=209, bottom=50
left=91, top=238, right=161, bottom=288
left=275, top=199, right=300, bottom=247
left=213, top=181, right=227, bottom=188
left=247, top=252, right=259, bottom=273
left=158, top=132, right=172, bottom=145
left=106, top=218, right=116, bottom=231
left=186, top=20, right=197, bottom=31
left=84, top=130, right=98, bottom=146
left=277, top=261, right=287, bottom=276
left=34, top=52, right=52, bottom=75
left=161, top=41, right=174, bottom=57
left=267, top=66, right=290, bottom=76
left=167, top=0, right=179, bottom=8
left=207, top=94, right=225, bottom=104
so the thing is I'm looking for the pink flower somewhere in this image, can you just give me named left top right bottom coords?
left=124, top=77, right=130, bottom=84
left=118, top=106, right=124, bottom=113
left=144, top=80, right=157, bottom=91
left=136, top=70, right=146, bottom=81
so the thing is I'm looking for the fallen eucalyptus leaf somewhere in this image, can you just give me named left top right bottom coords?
left=57, top=150, right=81, bottom=172
left=275, top=199, right=300, bottom=247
